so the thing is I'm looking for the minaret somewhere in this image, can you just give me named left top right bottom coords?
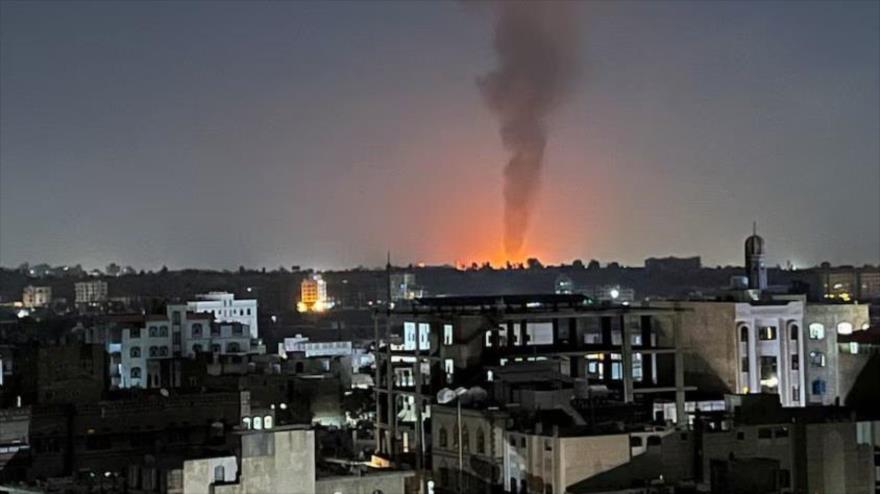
left=745, top=222, right=767, bottom=290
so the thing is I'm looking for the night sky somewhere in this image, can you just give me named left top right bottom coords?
left=1, top=1, right=878, bottom=270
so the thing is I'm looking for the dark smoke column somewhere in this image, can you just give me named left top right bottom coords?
left=479, top=1, right=579, bottom=259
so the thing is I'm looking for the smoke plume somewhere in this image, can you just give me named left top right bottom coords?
left=478, top=1, right=579, bottom=259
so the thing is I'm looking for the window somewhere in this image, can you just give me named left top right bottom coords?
left=759, top=356, right=778, bottom=393
left=264, top=415, right=273, bottom=429
left=173, top=332, right=181, bottom=344
left=172, top=311, right=181, bottom=325
left=130, top=347, right=141, bottom=358
left=214, top=465, right=225, bottom=482
left=130, top=328, right=141, bottom=339
left=131, top=367, right=141, bottom=379
left=232, top=325, right=243, bottom=336
left=159, top=325, right=168, bottom=337
left=476, top=429, right=485, bottom=454
left=443, top=324, right=453, bottom=345
left=792, top=386, right=799, bottom=401
left=211, top=325, right=221, bottom=337
left=848, top=342, right=859, bottom=354
left=740, top=326, right=749, bottom=342
left=227, top=342, right=241, bottom=353
left=445, top=359, right=454, bottom=382
left=242, top=417, right=252, bottom=429
left=758, top=326, right=777, bottom=341
left=509, top=436, right=516, bottom=447
left=837, top=322, right=853, bottom=335
left=809, top=351, right=826, bottom=368
left=741, top=357, right=749, bottom=373
left=149, top=326, right=158, bottom=337
left=789, top=324, right=798, bottom=340
left=211, top=344, right=221, bottom=354
left=159, top=346, right=168, bottom=357
left=439, top=427, right=448, bottom=448
left=192, top=323, right=202, bottom=337
left=149, top=346, right=159, bottom=357
left=812, top=379, right=826, bottom=395
left=461, top=425, right=469, bottom=453
left=809, top=323, right=825, bottom=340
left=253, top=416, right=263, bottom=430
left=192, top=344, right=203, bottom=354
left=247, top=308, right=252, bottom=315
left=792, top=354, right=800, bottom=370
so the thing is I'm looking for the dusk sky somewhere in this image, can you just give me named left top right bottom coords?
left=1, top=1, right=878, bottom=270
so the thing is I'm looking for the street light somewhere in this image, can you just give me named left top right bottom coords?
left=437, top=387, right=468, bottom=493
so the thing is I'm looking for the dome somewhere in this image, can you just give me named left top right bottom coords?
left=745, top=234, right=764, bottom=256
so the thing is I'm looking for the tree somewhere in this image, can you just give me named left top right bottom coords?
left=526, top=258, right=543, bottom=269
left=572, top=259, right=585, bottom=269
left=587, top=260, right=601, bottom=270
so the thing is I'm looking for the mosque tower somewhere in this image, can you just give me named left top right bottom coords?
left=745, top=222, right=767, bottom=290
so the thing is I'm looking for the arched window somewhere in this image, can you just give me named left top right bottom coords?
left=192, top=323, right=202, bottom=337
left=461, top=425, right=470, bottom=453
left=476, top=428, right=486, bottom=454
left=227, top=342, right=241, bottom=353
left=739, top=326, right=749, bottom=342
left=149, top=326, right=158, bottom=337
left=213, top=465, right=225, bottom=482
left=837, top=322, right=853, bottom=335
left=149, top=346, right=159, bottom=357
left=264, top=415, right=273, bottom=429
left=809, top=323, right=825, bottom=340
left=242, top=417, right=252, bottom=429
left=439, top=427, right=448, bottom=448
left=159, top=325, right=168, bottom=337
left=159, top=346, right=168, bottom=357
left=130, top=347, right=141, bottom=358
left=131, top=367, right=141, bottom=379
left=789, top=324, right=799, bottom=340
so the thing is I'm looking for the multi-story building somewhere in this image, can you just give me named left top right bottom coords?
left=299, top=275, right=330, bottom=312
left=653, top=297, right=871, bottom=409
left=115, top=302, right=258, bottom=389
left=187, top=292, right=258, bottom=339
left=74, top=279, right=108, bottom=304
left=803, top=303, right=871, bottom=406
left=21, top=286, right=51, bottom=308
left=375, top=294, right=690, bottom=472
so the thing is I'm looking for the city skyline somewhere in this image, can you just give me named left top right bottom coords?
left=2, top=1, right=878, bottom=270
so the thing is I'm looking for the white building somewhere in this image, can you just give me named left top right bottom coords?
left=734, top=299, right=805, bottom=406
left=187, top=292, right=258, bottom=339
left=22, top=285, right=52, bottom=308
left=75, top=280, right=108, bottom=304
left=115, top=299, right=259, bottom=389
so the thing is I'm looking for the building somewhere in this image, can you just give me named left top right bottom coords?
left=299, top=274, right=330, bottom=312
left=21, top=286, right=51, bottom=309
left=178, top=426, right=414, bottom=494
left=187, top=292, right=258, bottom=339
left=116, top=304, right=258, bottom=389
left=391, top=273, right=425, bottom=301
left=375, top=294, right=690, bottom=473
left=803, top=303, right=872, bottom=406
left=745, top=224, right=768, bottom=291
left=74, top=279, right=108, bottom=304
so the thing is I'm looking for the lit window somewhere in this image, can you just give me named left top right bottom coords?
left=264, top=415, right=273, bottom=429
left=758, top=326, right=777, bottom=341
left=837, top=322, right=853, bottom=335
left=253, top=416, right=263, bottom=430
left=443, top=324, right=453, bottom=345
left=808, top=323, right=825, bottom=340
left=809, top=351, right=826, bottom=368
left=242, top=417, right=252, bottom=429
left=849, top=342, right=859, bottom=354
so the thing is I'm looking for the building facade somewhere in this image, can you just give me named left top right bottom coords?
left=187, top=292, right=258, bottom=339
left=74, top=280, right=108, bottom=304
left=21, top=286, right=52, bottom=308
